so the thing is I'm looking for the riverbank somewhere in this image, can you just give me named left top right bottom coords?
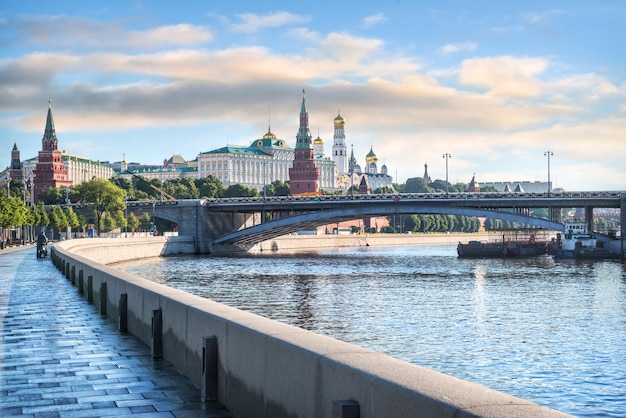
left=251, top=232, right=499, bottom=252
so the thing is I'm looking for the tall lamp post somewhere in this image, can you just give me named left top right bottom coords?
left=544, top=150, right=553, bottom=197
left=442, top=153, right=452, bottom=194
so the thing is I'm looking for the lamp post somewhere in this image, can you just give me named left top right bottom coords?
left=350, top=144, right=354, bottom=199
left=442, top=153, right=452, bottom=194
left=6, top=171, right=10, bottom=197
left=544, top=150, right=553, bottom=197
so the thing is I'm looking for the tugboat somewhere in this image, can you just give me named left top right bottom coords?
left=552, top=223, right=619, bottom=260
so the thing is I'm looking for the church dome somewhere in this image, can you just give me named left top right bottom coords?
left=313, top=135, right=324, bottom=145
left=334, top=111, right=345, bottom=125
left=263, top=128, right=277, bottom=140
left=365, top=146, right=378, bottom=163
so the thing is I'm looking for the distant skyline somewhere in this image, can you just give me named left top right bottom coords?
left=1, top=1, right=625, bottom=191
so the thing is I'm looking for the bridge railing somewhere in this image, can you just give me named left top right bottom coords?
left=203, top=190, right=623, bottom=204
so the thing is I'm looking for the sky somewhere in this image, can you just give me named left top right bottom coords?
left=1, top=1, right=625, bottom=191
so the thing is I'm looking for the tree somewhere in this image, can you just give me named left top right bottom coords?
left=405, top=177, right=433, bottom=193
left=223, top=184, right=259, bottom=198
left=101, top=215, right=116, bottom=232
left=196, top=175, right=224, bottom=198
left=127, top=212, right=140, bottom=232
left=140, top=213, right=152, bottom=231
left=48, top=205, right=68, bottom=240
left=75, top=179, right=126, bottom=237
left=264, top=180, right=290, bottom=197
left=65, top=206, right=81, bottom=237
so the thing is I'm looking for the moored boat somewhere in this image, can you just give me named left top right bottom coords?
left=552, top=222, right=620, bottom=260
left=457, top=229, right=550, bottom=258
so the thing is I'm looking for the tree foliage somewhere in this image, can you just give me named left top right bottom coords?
left=75, top=179, right=126, bottom=236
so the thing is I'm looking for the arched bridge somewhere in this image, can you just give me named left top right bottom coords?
left=107, top=191, right=624, bottom=253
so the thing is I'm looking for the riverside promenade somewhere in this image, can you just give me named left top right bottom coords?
left=0, top=245, right=233, bottom=417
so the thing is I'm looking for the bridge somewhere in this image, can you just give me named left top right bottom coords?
left=119, top=191, right=625, bottom=254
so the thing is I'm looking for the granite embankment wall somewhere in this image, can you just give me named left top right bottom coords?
left=251, top=232, right=493, bottom=252
left=51, top=236, right=571, bottom=418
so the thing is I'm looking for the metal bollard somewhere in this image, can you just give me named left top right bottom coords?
left=99, top=282, right=107, bottom=315
left=119, top=293, right=128, bottom=332
left=201, top=336, right=218, bottom=402
left=78, top=270, right=84, bottom=295
left=332, top=400, right=360, bottom=418
left=87, top=275, right=93, bottom=303
left=151, top=308, right=162, bottom=358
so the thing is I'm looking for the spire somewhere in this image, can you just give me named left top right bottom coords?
left=42, top=99, right=58, bottom=151
left=295, top=89, right=312, bottom=150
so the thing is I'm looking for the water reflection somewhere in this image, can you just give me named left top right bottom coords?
left=116, top=245, right=626, bottom=417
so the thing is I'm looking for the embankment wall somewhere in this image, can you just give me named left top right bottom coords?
left=51, top=236, right=571, bottom=418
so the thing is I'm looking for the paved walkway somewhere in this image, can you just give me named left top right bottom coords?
left=0, top=245, right=234, bottom=417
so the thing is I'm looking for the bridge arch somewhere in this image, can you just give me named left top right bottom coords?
left=213, top=204, right=564, bottom=247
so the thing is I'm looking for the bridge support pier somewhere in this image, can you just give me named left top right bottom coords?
left=585, top=206, right=594, bottom=233
left=619, top=193, right=626, bottom=263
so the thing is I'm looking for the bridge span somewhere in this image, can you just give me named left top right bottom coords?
left=115, top=191, right=624, bottom=253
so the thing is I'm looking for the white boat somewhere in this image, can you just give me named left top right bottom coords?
left=552, top=223, right=619, bottom=259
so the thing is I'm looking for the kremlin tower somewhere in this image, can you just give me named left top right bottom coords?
left=32, top=100, right=72, bottom=202
left=289, top=90, right=320, bottom=195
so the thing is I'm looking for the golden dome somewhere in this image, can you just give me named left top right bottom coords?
left=313, top=135, right=324, bottom=145
left=365, top=146, right=378, bottom=163
left=334, top=111, right=345, bottom=125
left=263, top=128, right=277, bottom=140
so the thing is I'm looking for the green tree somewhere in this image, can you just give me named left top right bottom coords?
left=64, top=206, right=81, bottom=237
left=101, top=215, right=116, bottom=232
left=196, top=175, right=225, bottom=198
left=48, top=205, right=69, bottom=240
left=127, top=212, right=140, bottom=232
left=75, top=179, right=126, bottom=237
left=405, top=177, right=433, bottom=193
left=140, top=213, right=152, bottom=231
left=264, top=180, right=290, bottom=197
left=223, top=184, right=259, bottom=198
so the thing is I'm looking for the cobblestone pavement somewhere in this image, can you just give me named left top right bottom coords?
left=0, top=246, right=234, bottom=417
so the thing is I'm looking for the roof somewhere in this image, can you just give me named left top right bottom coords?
left=166, top=154, right=187, bottom=164
left=200, top=146, right=271, bottom=157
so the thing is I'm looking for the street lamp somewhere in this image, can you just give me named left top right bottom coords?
left=544, top=150, right=553, bottom=197
left=442, top=153, right=452, bottom=194
left=6, top=171, right=10, bottom=197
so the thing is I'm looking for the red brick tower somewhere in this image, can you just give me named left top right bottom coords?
left=33, top=100, right=72, bottom=202
left=289, top=90, right=320, bottom=195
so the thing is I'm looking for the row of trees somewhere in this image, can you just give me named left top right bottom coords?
left=384, top=214, right=481, bottom=234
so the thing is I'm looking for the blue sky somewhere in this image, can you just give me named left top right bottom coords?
left=1, top=1, right=625, bottom=190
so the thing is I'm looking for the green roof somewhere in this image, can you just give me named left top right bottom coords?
left=200, top=146, right=271, bottom=157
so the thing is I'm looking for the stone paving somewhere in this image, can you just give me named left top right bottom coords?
left=0, top=245, right=234, bottom=417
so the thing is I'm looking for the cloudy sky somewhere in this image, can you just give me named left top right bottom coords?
left=1, top=1, right=625, bottom=191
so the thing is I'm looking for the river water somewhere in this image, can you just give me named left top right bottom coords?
left=117, top=244, right=626, bottom=417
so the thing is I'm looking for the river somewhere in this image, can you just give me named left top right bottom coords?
left=117, top=244, right=626, bottom=417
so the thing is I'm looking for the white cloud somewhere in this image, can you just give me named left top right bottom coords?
left=5, top=16, right=213, bottom=50
left=459, top=56, right=549, bottom=97
left=229, top=11, right=310, bottom=33
left=362, top=13, right=387, bottom=28
left=438, top=42, right=477, bottom=56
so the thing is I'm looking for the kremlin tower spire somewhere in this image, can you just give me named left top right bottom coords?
left=289, top=90, right=320, bottom=194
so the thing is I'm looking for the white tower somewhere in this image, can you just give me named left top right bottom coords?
left=332, top=110, right=348, bottom=176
